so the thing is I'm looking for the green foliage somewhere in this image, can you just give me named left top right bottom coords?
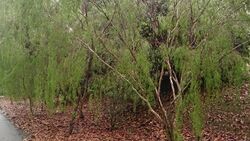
left=0, top=0, right=249, bottom=140
left=189, top=92, right=203, bottom=140
left=221, top=53, right=247, bottom=85
left=173, top=98, right=184, bottom=141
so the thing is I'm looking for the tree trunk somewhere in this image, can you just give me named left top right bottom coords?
left=163, top=119, right=175, bottom=141
left=10, top=97, right=14, bottom=105
left=28, top=96, right=34, bottom=116
left=68, top=92, right=81, bottom=134
left=79, top=39, right=94, bottom=119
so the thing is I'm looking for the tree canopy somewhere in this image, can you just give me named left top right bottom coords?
left=0, top=0, right=249, bottom=140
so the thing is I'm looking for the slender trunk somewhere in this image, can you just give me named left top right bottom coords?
left=10, top=97, right=13, bottom=105
left=69, top=91, right=81, bottom=134
left=196, top=136, right=201, bottom=141
left=28, top=96, right=34, bottom=116
left=156, top=67, right=175, bottom=141
left=79, top=39, right=94, bottom=119
left=41, top=102, right=45, bottom=112
left=69, top=42, right=94, bottom=132
left=22, top=76, right=34, bottom=115
left=164, top=123, right=174, bottom=141
left=79, top=93, right=84, bottom=119
left=189, top=0, right=196, bottom=48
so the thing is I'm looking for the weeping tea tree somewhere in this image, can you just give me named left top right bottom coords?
left=73, top=0, right=249, bottom=140
left=0, top=0, right=249, bottom=140
left=0, top=0, right=87, bottom=114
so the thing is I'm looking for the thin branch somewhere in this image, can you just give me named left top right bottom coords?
left=166, top=59, right=176, bottom=100
left=172, top=71, right=181, bottom=93
left=157, top=67, right=165, bottom=94
left=77, top=38, right=163, bottom=123
left=219, top=40, right=250, bottom=62
left=193, top=0, right=211, bottom=24
left=154, top=67, right=173, bottom=138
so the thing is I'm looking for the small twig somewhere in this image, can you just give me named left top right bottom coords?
left=77, top=38, right=164, bottom=123
left=193, top=0, right=211, bottom=24
left=219, top=40, right=250, bottom=62
left=166, top=59, right=176, bottom=100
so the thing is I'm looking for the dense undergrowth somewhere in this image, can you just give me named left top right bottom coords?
left=0, top=0, right=249, bottom=140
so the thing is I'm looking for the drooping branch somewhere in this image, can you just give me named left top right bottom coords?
left=219, top=40, right=250, bottom=62
left=77, top=38, right=164, bottom=123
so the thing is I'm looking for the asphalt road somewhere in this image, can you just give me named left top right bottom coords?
left=0, top=112, right=23, bottom=141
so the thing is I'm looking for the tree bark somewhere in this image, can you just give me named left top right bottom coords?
left=28, top=96, right=34, bottom=116
left=79, top=38, right=94, bottom=119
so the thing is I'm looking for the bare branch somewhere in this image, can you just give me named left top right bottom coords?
left=77, top=38, right=164, bottom=123
left=166, top=59, right=176, bottom=100
left=219, top=40, right=250, bottom=62
left=193, top=0, right=211, bottom=24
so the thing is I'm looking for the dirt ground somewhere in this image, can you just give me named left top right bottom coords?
left=0, top=84, right=249, bottom=141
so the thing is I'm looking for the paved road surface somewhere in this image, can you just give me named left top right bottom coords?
left=0, top=112, right=23, bottom=141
